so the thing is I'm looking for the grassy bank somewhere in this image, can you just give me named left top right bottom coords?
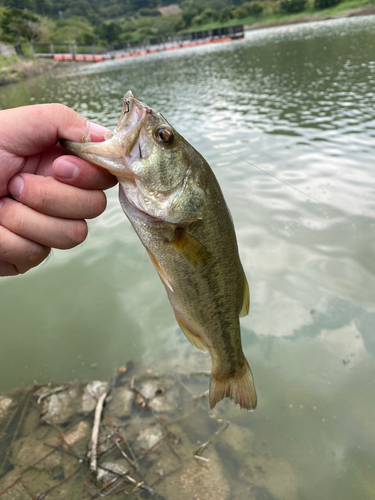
left=184, top=0, right=375, bottom=32
left=0, top=54, right=57, bottom=86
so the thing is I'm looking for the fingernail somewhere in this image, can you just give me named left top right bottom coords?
left=8, top=175, right=24, bottom=198
left=54, top=159, right=79, bottom=180
left=90, top=122, right=111, bottom=140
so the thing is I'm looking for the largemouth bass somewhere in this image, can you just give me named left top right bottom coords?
left=60, top=91, right=257, bottom=410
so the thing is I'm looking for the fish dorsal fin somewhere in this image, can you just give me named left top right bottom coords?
left=174, top=312, right=207, bottom=352
left=168, top=228, right=212, bottom=269
left=146, top=248, right=173, bottom=292
left=239, top=273, right=250, bottom=318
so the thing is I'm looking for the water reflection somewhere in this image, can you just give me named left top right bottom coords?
left=0, top=15, right=374, bottom=500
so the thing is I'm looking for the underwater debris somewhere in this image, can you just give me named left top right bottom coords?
left=0, top=364, right=298, bottom=499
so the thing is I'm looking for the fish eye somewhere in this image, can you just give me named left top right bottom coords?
left=155, top=126, right=174, bottom=146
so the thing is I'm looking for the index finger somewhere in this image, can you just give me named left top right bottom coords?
left=0, top=104, right=108, bottom=157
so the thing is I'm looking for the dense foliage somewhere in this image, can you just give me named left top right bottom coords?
left=0, top=0, right=354, bottom=48
left=280, top=0, right=307, bottom=13
left=314, top=0, right=341, bottom=9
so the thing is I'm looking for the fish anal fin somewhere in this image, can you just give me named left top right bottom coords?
left=239, top=273, right=250, bottom=318
left=167, top=228, right=212, bottom=269
left=209, top=359, right=257, bottom=410
left=146, top=248, right=173, bottom=292
left=174, top=312, right=207, bottom=352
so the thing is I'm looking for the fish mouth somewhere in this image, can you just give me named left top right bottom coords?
left=116, top=90, right=147, bottom=132
left=59, top=90, right=148, bottom=178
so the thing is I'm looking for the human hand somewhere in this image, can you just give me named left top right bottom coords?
left=0, top=104, right=117, bottom=277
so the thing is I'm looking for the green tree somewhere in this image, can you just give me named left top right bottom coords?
left=4, top=0, right=34, bottom=9
left=219, top=6, right=233, bottom=22
left=52, top=16, right=98, bottom=44
left=34, top=0, right=53, bottom=16
left=99, top=20, right=123, bottom=44
left=314, top=0, right=341, bottom=8
left=0, top=7, right=41, bottom=51
left=280, top=0, right=307, bottom=12
left=247, top=2, right=263, bottom=16
left=138, top=7, right=161, bottom=16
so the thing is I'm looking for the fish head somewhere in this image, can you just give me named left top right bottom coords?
left=60, top=91, right=206, bottom=224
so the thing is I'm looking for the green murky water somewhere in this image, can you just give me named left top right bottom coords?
left=0, top=16, right=375, bottom=499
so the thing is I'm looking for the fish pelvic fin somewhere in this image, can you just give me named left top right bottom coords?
left=209, top=359, right=257, bottom=410
left=239, top=273, right=250, bottom=318
left=174, top=312, right=208, bottom=352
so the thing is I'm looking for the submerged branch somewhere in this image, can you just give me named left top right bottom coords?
left=194, top=421, right=230, bottom=458
left=89, top=385, right=109, bottom=473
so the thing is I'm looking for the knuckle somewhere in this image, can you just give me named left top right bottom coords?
left=50, top=103, right=71, bottom=117
left=6, top=204, right=25, bottom=235
left=16, top=265, right=32, bottom=275
left=29, top=178, right=54, bottom=213
left=88, top=191, right=107, bottom=218
left=0, top=228, right=11, bottom=259
left=0, top=261, right=19, bottom=276
left=24, top=244, right=50, bottom=266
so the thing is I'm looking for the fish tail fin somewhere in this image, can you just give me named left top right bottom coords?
left=209, top=359, right=257, bottom=411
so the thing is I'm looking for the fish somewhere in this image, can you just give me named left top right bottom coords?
left=60, top=91, right=257, bottom=410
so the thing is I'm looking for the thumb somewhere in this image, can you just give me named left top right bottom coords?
left=0, top=104, right=108, bottom=157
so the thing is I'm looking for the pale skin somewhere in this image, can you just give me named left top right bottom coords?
left=0, top=104, right=117, bottom=277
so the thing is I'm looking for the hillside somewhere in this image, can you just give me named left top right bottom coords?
left=0, top=0, right=373, bottom=48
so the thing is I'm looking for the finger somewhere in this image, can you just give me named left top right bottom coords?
left=0, top=225, right=50, bottom=276
left=52, top=155, right=117, bottom=191
left=0, top=104, right=110, bottom=157
left=8, top=173, right=107, bottom=219
left=0, top=261, right=19, bottom=276
left=0, top=197, right=88, bottom=250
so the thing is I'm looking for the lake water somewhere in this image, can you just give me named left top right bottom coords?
left=1, top=15, right=375, bottom=499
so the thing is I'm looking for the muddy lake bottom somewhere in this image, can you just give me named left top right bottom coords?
left=0, top=360, right=295, bottom=500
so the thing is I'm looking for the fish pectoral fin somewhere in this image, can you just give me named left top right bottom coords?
left=174, top=312, right=208, bottom=352
left=146, top=248, right=173, bottom=292
left=239, top=273, right=250, bottom=318
left=167, top=228, right=212, bottom=269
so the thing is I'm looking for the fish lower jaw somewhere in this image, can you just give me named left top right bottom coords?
left=119, top=181, right=164, bottom=222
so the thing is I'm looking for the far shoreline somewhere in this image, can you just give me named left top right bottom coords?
left=244, top=5, right=375, bottom=31
left=0, top=7, right=374, bottom=88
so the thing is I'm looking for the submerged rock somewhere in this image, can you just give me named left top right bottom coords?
left=64, top=420, right=91, bottom=451
left=106, top=387, right=134, bottom=419
left=40, top=384, right=81, bottom=424
left=137, top=423, right=163, bottom=450
left=0, top=469, right=31, bottom=500
left=80, top=381, right=108, bottom=413
left=1, top=370, right=286, bottom=500
left=137, top=377, right=180, bottom=414
left=0, top=396, right=13, bottom=422
left=97, top=461, right=129, bottom=484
